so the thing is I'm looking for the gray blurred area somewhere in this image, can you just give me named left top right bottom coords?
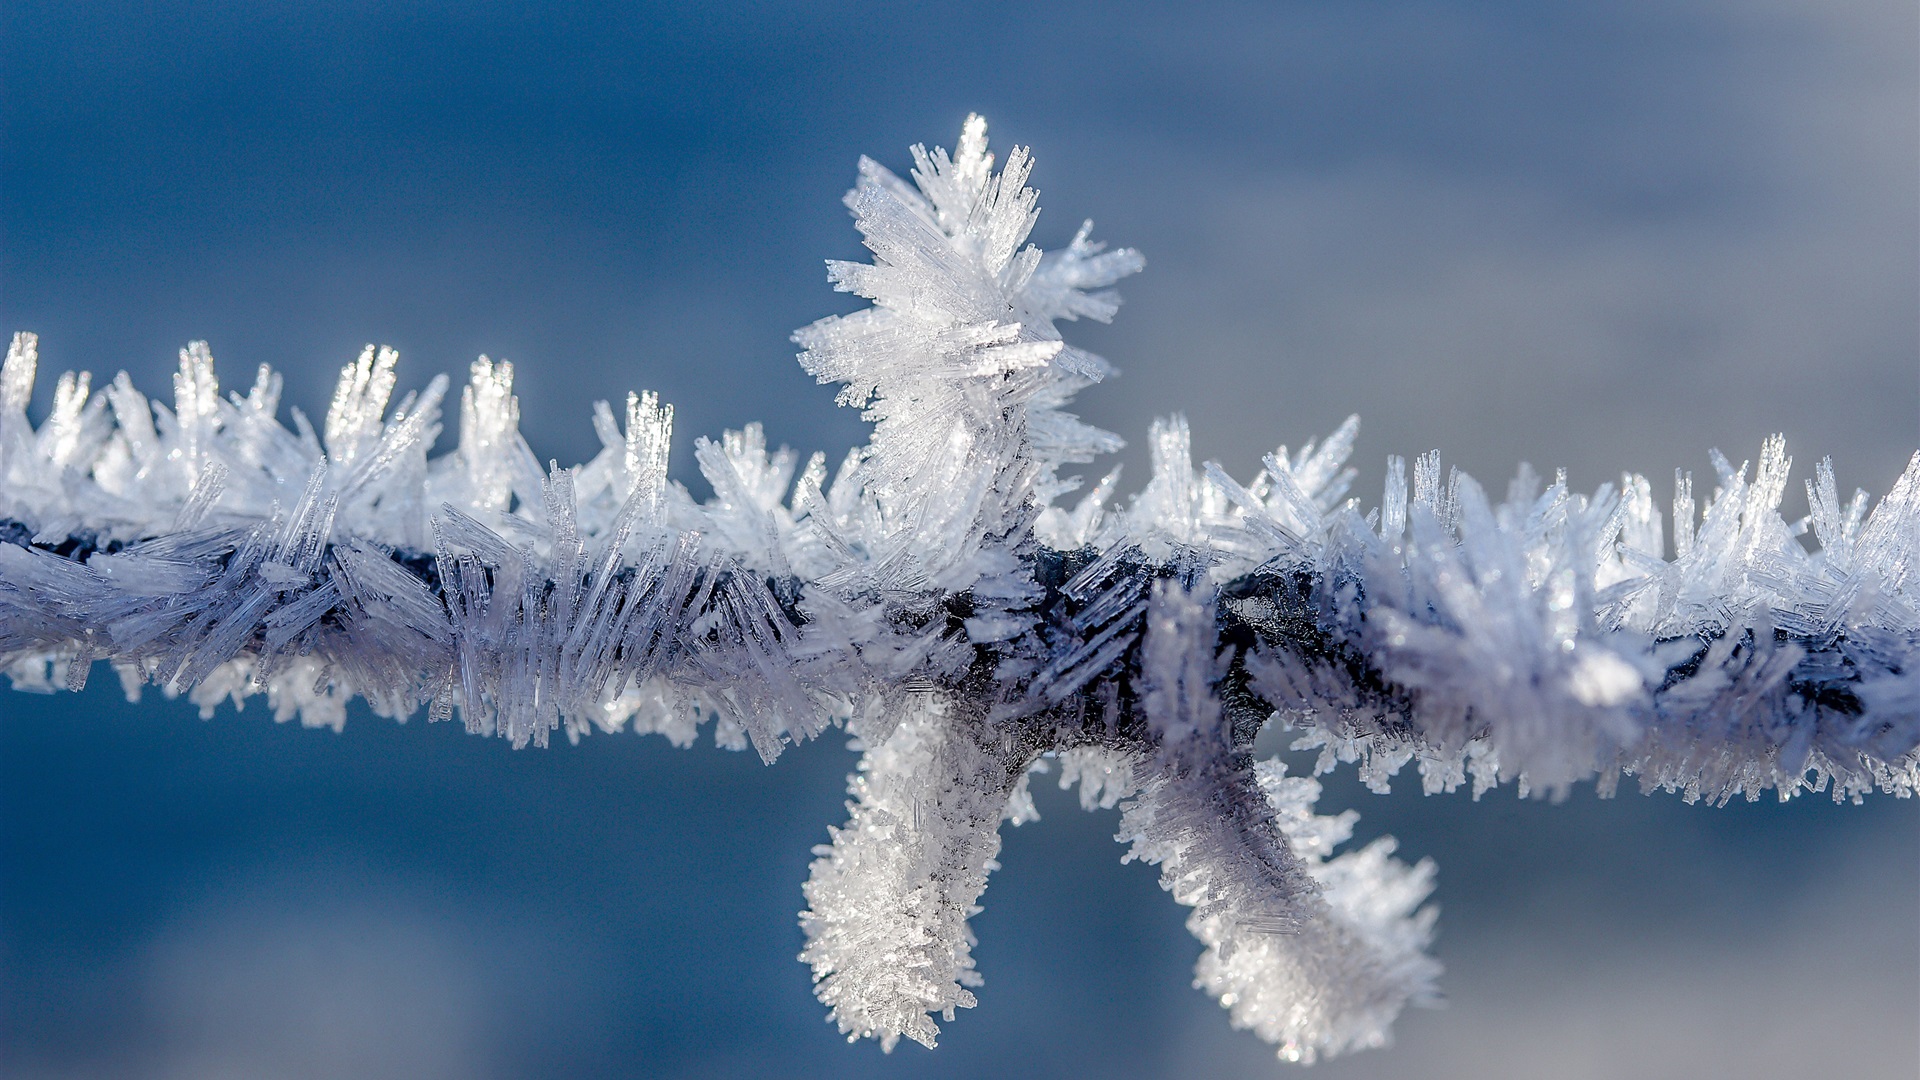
left=2, top=2, right=1915, bottom=1077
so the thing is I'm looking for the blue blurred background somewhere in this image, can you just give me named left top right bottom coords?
left=3, top=2, right=1916, bottom=1077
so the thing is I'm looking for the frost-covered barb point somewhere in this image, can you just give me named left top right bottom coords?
left=3, top=116, right=1917, bottom=1063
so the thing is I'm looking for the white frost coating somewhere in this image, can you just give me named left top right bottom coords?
left=1, top=116, right=1916, bottom=1063
left=1112, top=580, right=1438, bottom=1064
left=793, top=112, right=1138, bottom=595
left=1237, top=439, right=1920, bottom=805
left=1191, top=759, right=1439, bottom=1064
left=799, top=699, right=1024, bottom=1051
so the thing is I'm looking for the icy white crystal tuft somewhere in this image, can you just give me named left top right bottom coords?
left=1, top=117, right=1916, bottom=1063
left=799, top=699, right=1019, bottom=1051
left=1189, top=758, right=1439, bottom=1063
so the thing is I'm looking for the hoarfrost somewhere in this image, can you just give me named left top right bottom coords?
left=1, top=116, right=1914, bottom=1062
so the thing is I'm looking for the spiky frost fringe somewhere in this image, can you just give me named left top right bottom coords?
left=2, top=116, right=1914, bottom=1061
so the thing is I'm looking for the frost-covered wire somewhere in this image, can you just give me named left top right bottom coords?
left=0, top=116, right=1914, bottom=1062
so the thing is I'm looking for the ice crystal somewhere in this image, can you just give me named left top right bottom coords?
left=1, top=117, right=1915, bottom=1062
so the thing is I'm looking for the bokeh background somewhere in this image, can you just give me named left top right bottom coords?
left=3, top=2, right=1917, bottom=1077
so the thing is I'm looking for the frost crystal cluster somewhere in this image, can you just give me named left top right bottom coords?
left=2, top=117, right=1916, bottom=1063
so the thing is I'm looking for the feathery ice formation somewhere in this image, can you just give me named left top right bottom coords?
left=2, top=116, right=1915, bottom=1063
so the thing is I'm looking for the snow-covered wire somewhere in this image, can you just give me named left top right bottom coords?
left=1, top=116, right=1913, bottom=1061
